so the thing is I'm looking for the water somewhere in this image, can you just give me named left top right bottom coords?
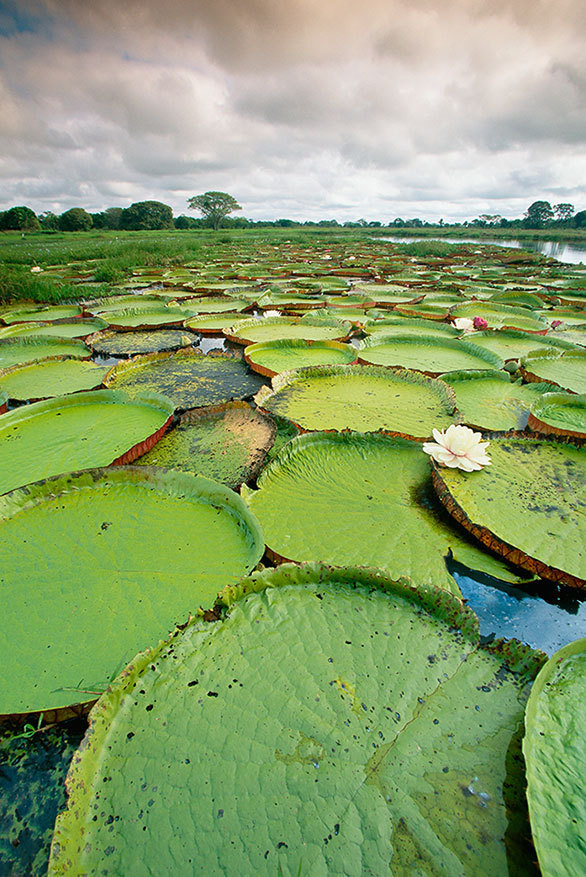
left=379, top=236, right=586, bottom=265
left=450, top=561, right=586, bottom=656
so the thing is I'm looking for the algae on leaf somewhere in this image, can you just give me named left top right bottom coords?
left=50, top=563, right=544, bottom=877
left=135, top=401, right=276, bottom=489
left=523, top=639, right=586, bottom=877
left=104, top=348, right=266, bottom=410
left=87, top=328, right=195, bottom=357
left=432, top=437, right=586, bottom=589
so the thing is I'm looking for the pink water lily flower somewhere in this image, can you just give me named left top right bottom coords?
left=423, top=424, right=491, bottom=472
left=473, top=316, right=488, bottom=330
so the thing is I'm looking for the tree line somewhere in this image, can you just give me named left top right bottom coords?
left=0, top=195, right=584, bottom=233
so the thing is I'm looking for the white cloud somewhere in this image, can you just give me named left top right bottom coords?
left=0, top=0, right=584, bottom=220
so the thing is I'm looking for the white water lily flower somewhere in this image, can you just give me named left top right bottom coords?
left=30, top=266, right=42, bottom=273
left=453, top=317, right=475, bottom=332
left=423, top=424, right=491, bottom=472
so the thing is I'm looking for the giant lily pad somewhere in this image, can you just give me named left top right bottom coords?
left=0, top=357, right=108, bottom=402
left=523, top=638, right=586, bottom=877
left=87, top=328, right=195, bottom=358
left=0, top=304, right=82, bottom=324
left=135, top=401, right=276, bottom=489
left=184, top=313, right=251, bottom=334
left=0, top=466, right=263, bottom=719
left=357, top=334, right=504, bottom=375
left=450, top=302, right=549, bottom=333
left=468, top=329, right=577, bottom=361
left=0, top=319, right=109, bottom=341
left=255, top=365, right=457, bottom=440
left=0, top=337, right=90, bottom=370
left=521, top=349, right=586, bottom=395
left=176, top=296, right=250, bottom=315
left=103, top=306, right=186, bottom=331
left=528, top=393, right=586, bottom=439
left=0, top=390, right=174, bottom=495
left=431, top=437, right=586, bottom=589
left=50, top=562, right=544, bottom=876
left=440, top=371, right=558, bottom=431
left=104, top=348, right=266, bottom=410
left=244, top=339, right=357, bottom=377
left=224, top=315, right=352, bottom=345
left=364, top=317, right=459, bottom=339
left=243, top=431, right=531, bottom=591
left=83, top=295, right=166, bottom=316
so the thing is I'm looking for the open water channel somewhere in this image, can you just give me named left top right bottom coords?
left=380, top=235, right=586, bottom=265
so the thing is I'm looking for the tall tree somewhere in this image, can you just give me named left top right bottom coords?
left=523, top=201, right=554, bottom=228
left=187, top=192, right=241, bottom=230
left=119, top=201, right=174, bottom=230
left=553, top=203, right=574, bottom=222
left=0, top=206, right=41, bottom=231
left=58, top=208, right=93, bottom=231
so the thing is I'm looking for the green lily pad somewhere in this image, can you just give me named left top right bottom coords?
left=244, top=339, right=357, bottom=377
left=184, top=313, right=252, bottom=334
left=103, top=306, right=186, bottom=330
left=466, top=329, right=577, bottom=361
left=0, top=358, right=108, bottom=402
left=224, top=315, right=351, bottom=345
left=0, top=337, right=90, bottom=370
left=364, top=317, right=459, bottom=339
left=177, top=296, right=249, bottom=315
left=529, top=393, right=586, bottom=439
left=523, top=638, right=586, bottom=877
left=431, top=436, right=586, bottom=589
left=521, top=349, right=586, bottom=395
left=50, top=562, right=544, bottom=876
left=538, top=308, right=586, bottom=328
left=0, top=304, right=82, bottom=324
left=135, top=401, right=276, bottom=490
left=489, top=290, right=544, bottom=309
left=0, top=322, right=52, bottom=339
left=104, top=348, right=266, bottom=410
left=0, top=390, right=173, bottom=495
left=87, top=329, right=195, bottom=358
left=440, top=371, right=558, bottom=431
left=84, top=295, right=166, bottom=315
left=396, top=302, right=452, bottom=319
left=0, top=466, right=263, bottom=718
left=450, top=302, right=549, bottom=333
left=243, top=430, right=530, bottom=591
left=255, top=365, right=457, bottom=440
left=357, top=334, right=504, bottom=375
left=0, top=319, right=109, bottom=341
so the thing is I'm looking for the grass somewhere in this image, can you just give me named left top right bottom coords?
left=0, top=226, right=582, bottom=306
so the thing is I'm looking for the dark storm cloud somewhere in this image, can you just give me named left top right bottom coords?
left=0, top=0, right=584, bottom=220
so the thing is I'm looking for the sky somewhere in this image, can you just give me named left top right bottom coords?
left=0, top=0, right=584, bottom=223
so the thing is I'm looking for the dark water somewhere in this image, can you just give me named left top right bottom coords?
left=450, top=561, right=586, bottom=655
left=380, top=236, right=586, bottom=265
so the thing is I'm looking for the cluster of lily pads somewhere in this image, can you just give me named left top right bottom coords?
left=0, top=238, right=584, bottom=875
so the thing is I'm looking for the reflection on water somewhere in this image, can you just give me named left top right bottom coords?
left=379, top=236, right=586, bottom=265
left=449, top=560, right=586, bottom=655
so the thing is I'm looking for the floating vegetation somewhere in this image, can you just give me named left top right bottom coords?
left=49, top=563, right=545, bottom=876
left=104, top=348, right=266, bottom=410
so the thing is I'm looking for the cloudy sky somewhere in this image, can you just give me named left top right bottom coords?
left=0, top=0, right=584, bottom=222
